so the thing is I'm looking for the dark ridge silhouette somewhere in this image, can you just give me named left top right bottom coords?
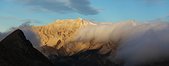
left=0, top=29, right=54, bottom=66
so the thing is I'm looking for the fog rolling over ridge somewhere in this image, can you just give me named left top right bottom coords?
left=1, top=18, right=169, bottom=66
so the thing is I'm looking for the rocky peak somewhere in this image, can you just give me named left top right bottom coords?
left=32, top=18, right=94, bottom=48
left=0, top=29, right=54, bottom=66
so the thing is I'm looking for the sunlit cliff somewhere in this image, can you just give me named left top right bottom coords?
left=32, top=18, right=97, bottom=56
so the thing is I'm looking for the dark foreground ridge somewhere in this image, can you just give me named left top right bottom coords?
left=0, top=29, right=54, bottom=66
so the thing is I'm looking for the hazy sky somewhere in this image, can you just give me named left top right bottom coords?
left=0, top=0, right=169, bottom=32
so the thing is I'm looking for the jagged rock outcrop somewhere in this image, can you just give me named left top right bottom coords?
left=0, top=29, right=54, bottom=66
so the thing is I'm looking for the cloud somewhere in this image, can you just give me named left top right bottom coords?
left=69, top=0, right=99, bottom=15
left=13, top=0, right=99, bottom=15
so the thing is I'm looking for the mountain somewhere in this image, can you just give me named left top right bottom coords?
left=32, top=18, right=91, bottom=47
left=30, top=18, right=118, bottom=66
left=0, top=29, right=54, bottom=66
left=31, top=18, right=133, bottom=56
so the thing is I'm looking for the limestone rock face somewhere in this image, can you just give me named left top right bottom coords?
left=0, top=29, right=54, bottom=66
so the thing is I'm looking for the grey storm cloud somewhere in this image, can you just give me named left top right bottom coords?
left=14, top=0, right=99, bottom=15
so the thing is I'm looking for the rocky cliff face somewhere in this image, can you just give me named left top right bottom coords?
left=0, top=29, right=54, bottom=66
left=32, top=18, right=91, bottom=47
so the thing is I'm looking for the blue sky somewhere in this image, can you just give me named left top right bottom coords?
left=0, top=0, right=169, bottom=32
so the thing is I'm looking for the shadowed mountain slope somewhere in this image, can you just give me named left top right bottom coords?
left=0, top=29, right=54, bottom=66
